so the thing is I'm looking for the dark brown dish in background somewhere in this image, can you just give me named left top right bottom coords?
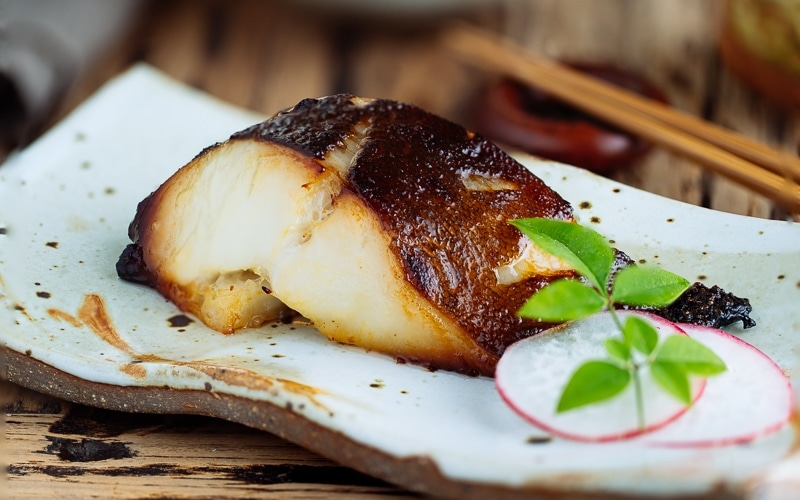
left=472, top=64, right=668, bottom=173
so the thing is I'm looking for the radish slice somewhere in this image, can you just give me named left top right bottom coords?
left=496, top=312, right=705, bottom=442
left=642, top=323, right=793, bottom=447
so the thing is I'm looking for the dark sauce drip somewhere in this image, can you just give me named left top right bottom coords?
left=167, top=315, right=194, bottom=328
left=648, top=283, right=755, bottom=329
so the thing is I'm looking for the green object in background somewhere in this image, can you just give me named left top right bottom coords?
left=729, top=0, right=800, bottom=77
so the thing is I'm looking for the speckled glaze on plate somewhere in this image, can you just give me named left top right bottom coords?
left=1, top=65, right=798, bottom=500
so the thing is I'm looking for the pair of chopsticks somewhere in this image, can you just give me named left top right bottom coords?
left=441, top=24, right=800, bottom=213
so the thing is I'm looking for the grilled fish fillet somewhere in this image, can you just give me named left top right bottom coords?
left=117, top=95, right=753, bottom=376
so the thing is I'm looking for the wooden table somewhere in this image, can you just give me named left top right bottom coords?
left=3, top=0, right=798, bottom=498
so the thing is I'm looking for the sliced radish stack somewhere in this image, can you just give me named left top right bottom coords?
left=641, top=323, right=794, bottom=447
left=495, top=311, right=705, bottom=442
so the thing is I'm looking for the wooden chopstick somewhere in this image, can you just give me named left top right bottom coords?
left=441, top=23, right=800, bottom=213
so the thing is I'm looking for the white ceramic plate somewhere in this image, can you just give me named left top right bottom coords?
left=1, top=65, right=798, bottom=499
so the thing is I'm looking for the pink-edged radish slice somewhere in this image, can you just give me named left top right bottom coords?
left=641, top=323, right=793, bottom=447
left=496, top=311, right=705, bottom=442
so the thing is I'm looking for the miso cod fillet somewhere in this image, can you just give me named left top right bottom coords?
left=117, top=95, right=753, bottom=376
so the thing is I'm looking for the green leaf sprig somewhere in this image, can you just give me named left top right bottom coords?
left=510, top=218, right=726, bottom=429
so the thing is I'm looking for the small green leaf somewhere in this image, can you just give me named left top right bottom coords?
left=611, top=265, right=691, bottom=307
left=604, top=338, right=631, bottom=362
left=654, top=335, right=727, bottom=376
left=622, top=315, right=659, bottom=355
left=510, top=218, right=615, bottom=292
left=508, top=218, right=722, bottom=425
left=518, top=279, right=606, bottom=322
left=650, top=361, right=692, bottom=405
left=556, top=360, right=631, bottom=413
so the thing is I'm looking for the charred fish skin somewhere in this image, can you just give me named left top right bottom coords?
left=117, top=94, right=754, bottom=376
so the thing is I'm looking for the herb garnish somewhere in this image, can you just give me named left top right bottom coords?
left=511, top=218, right=727, bottom=429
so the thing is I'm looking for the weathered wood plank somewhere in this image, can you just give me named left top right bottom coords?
left=190, top=0, right=335, bottom=116
left=4, top=405, right=416, bottom=499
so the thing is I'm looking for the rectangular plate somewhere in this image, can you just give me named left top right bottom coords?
left=1, top=65, right=798, bottom=499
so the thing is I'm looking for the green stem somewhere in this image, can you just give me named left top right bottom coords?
left=609, top=306, right=646, bottom=429
left=607, top=304, right=625, bottom=332
left=632, top=364, right=645, bottom=430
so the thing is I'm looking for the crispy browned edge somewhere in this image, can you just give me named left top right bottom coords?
left=1, top=345, right=736, bottom=500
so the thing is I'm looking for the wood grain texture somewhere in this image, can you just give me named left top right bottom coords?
left=3, top=0, right=799, bottom=498
left=3, top=398, right=415, bottom=499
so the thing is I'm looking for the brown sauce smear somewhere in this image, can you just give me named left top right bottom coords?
left=46, top=308, right=83, bottom=328
left=78, top=294, right=139, bottom=358
left=76, top=295, right=326, bottom=408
